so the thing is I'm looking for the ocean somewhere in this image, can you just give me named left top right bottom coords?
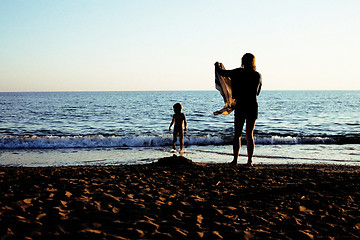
left=0, top=91, right=359, bottom=166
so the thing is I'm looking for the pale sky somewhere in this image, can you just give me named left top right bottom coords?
left=1, top=0, right=359, bottom=91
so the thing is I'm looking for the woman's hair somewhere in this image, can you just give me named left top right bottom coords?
left=241, top=53, right=256, bottom=71
left=173, top=103, right=182, bottom=113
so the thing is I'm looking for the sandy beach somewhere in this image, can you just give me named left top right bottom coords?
left=1, top=155, right=360, bottom=239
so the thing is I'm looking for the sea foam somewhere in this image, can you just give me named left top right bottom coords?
left=0, top=135, right=225, bottom=149
left=0, top=134, right=339, bottom=149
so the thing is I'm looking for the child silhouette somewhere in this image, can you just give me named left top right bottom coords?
left=169, top=103, right=187, bottom=151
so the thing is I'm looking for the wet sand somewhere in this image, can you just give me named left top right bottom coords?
left=1, top=155, right=360, bottom=239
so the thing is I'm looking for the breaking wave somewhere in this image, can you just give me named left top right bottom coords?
left=0, top=135, right=223, bottom=149
left=0, top=134, right=358, bottom=149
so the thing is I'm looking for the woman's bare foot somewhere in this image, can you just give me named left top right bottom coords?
left=230, top=160, right=237, bottom=166
left=246, top=161, right=253, bottom=167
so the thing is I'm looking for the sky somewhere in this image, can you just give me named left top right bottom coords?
left=1, top=0, right=360, bottom=92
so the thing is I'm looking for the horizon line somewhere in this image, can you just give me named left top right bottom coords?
left=1, top=89, right=359, bottom=93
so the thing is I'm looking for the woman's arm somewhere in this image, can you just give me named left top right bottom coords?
left=215, top=62, right=232, bottom=77
left=183, top=114, right=187, bottom=131
left=257, top=74, right=262, bottom=96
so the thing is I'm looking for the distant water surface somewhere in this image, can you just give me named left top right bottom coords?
left=0, top=91, right=359, bottom=166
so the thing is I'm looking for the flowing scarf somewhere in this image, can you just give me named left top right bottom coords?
left=213, top=63, right=236, bottom=115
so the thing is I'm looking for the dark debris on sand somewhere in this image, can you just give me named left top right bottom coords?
left=155, top=154, right=196, bottom=166
left=1, top=161, right=360, bottom=239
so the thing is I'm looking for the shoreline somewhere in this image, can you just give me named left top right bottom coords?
left=1, top=157, right=360, bottom=239
left=1, top=144, right=359, bottom=167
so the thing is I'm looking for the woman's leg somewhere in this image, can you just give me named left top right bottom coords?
left=232, top=114, right=245, bottom=165
left=245, top=118, right=257, bottom=166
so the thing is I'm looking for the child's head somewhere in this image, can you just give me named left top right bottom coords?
left=173, top=103, right=182, bottom=114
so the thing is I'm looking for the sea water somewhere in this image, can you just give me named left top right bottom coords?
left=0, top=91, right=359, bottom=166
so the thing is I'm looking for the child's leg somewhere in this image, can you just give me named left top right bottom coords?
left=172, top=131, right=178, bottom=150
left=179, top=130, right=184, bottom=150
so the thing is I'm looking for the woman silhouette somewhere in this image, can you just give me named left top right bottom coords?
left=215, top=53, right=262, bottom=166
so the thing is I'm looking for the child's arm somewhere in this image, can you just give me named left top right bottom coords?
left=169, top=115, right=175, bottom=131
left=183, top=114, right=187, bottom=131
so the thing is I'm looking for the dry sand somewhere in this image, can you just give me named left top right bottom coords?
left=1, top=155, right=360, bottom=239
